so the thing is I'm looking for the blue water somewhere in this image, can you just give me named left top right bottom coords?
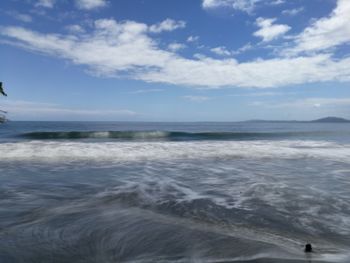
left=2, top=121, right=350, bottom=142
left=1, top=121, right=350, bottom=262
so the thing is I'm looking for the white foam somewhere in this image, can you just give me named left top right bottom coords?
left=0, top=140, right=349, bottom=163
left=2, top=140, right=350, bottom=243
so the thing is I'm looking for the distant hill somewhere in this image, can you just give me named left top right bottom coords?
left=311, top=117, right=350, bottom=123
left=246, top=117, right=350, bottom=123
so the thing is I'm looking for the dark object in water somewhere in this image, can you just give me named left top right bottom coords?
left=0, top=82, right=7, bottom=96
left=304, top=243, right=312, bottom=253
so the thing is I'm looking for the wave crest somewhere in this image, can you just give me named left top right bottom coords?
left=20, top=130, right=331, bottom=141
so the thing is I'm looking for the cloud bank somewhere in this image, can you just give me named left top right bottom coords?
left=1, top=0, right=350, bottom=89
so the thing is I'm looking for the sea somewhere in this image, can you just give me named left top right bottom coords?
left=0, top=121, right=350, bottom=263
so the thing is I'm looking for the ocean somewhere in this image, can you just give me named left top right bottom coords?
left=0, top=121, right=350, bottom=263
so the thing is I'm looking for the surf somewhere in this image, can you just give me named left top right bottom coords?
left=19, top=130, right=335, bottom=141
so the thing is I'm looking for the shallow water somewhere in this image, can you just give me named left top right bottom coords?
left=1, top=122, right=350, bottom=262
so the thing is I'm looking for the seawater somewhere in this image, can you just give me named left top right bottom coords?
left=1, top=121, right=350, bottom=263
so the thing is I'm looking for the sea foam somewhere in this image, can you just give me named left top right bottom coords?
left=0, top=140, right=349, bottom=163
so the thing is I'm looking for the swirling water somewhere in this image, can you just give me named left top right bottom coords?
left=1, top=121, right=350, bottom=262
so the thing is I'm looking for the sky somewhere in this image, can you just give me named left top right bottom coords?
left=0, top=0, right=350, bottom=121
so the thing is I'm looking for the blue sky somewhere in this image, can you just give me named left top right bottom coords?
left=1, top=0, right=350, bottom=121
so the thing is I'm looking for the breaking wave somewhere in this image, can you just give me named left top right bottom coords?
left=19, top=130, right=334, bottom=141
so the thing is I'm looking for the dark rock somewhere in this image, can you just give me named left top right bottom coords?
left=304, top=243, right=312, bottom=253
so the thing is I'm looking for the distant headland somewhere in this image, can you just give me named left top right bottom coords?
left=246, top=116, right=350, bottom=123
left=311, top=117, right=350, bottom=123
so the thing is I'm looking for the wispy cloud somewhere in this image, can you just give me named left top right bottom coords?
left=210, top=46, right=232, bottom=56
left=129, top=89, right=164, bottom=94
left=202, top=0, right=285, bottom=13
left=230, top=91, right=295, bottom=97
left=232, top=43, right=253, bottom=55
left=65, top=24, right=85, bottom=33
left=168, top=43, right=186, bottom=52
left=187, top=35, right=199, bottom=43
left=183, top=96, right=210, bottom=102
left=285, top=0, right=350, bottom=55
left=149, top=19, right=186, bottom=33
left=35, top=0, right=55, bottom=8
left=8, top=12, right=33, bottom=23
left=282, top=7, right=304, bottom=16
left=3, top=100, right=137, bottom=120
left=270, top=0, right=285, bottom=5
left=75, top=0, right=108, bottom=10
left=252, top=97, right=350, bottom=109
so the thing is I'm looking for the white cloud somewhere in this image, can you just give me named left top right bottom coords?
left=282, top=7, right=304, bottom=16
left=187, top=35, right=199, bottom=42
left=130, top=53, right=350, bottom=88
left=168, top=43, right=186, bottom=52
left=286, top=0, right=350, bottom=55
left=183, top=96, right=210, bottom=102
left=2, top=18, right=350, bottom=89
left=35, top=0, right=55, bottom=8
left=202, top=0, right=260, bottom=13
left=1, top=20, right=167, bottom=75
left=149, top=19, right=186, bottom=33
left=254, top=17, right=291, bottom=42
left=75, top=0, right=107, bottom=10
left=210, top=46, right=232, bottom=56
